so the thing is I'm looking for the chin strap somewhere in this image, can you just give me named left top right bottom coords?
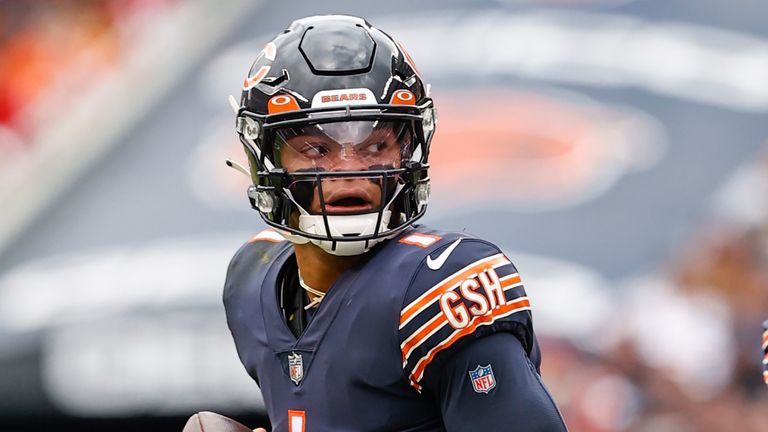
left=298, top=270, right=325, bottom=310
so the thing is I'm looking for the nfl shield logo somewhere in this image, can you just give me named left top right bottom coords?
left=288, top=352, right=303, bottom=385
left=469, top=364, right=496, bottom=393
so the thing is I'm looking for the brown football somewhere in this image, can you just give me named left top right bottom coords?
left=182, top=411, right=253, bottom=432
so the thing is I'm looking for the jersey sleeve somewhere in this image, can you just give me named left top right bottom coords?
left=398, top=238, right=537, bottom=392
left=436, top=332, right=567, bottom=431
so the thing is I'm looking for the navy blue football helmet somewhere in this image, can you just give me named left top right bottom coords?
left=234, top=15, right=436, bottom=255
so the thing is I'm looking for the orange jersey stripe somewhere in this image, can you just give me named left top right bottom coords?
left=500, top=274, right=522, bottom=288
left=400, top=254, right=510, bottom=328
left=409, top=297, right=531, bottom=387
left=402, top=312, right=446, bottom=364
left=400, top=274, right=523, bottom=364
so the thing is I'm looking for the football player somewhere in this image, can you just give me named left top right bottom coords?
left=224, top=15, right=567, bottom=431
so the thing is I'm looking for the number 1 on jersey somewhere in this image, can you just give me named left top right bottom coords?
left=288, top=410, right=305, bottom=432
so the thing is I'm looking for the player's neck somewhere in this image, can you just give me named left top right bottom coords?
left=293, top=242, right=364, bottom=294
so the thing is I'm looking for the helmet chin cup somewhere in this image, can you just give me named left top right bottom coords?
left=299, top=212, right=393, bottom=256
left=275, top=229, right=310, bottom=245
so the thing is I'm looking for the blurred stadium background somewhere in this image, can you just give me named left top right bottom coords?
left=1, top=0, right=767, bottom=431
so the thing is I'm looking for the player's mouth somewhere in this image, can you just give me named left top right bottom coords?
left=323, top=188, right=375, bottom=214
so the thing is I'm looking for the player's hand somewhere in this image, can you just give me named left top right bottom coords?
left=253, top=429, right=267, bottom=432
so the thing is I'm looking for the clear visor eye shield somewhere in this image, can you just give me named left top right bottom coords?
left=274, top=120, right=407, bottom=215
left=234, top=106, right=434, bottom=245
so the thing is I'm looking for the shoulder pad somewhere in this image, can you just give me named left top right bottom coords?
left=398, top=236, right=533, bottom=392
left=224, top=229, right=290, bottom=302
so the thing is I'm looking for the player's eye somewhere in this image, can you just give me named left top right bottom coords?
left=359, top=141, right=387, bottom=154
left=300, top=143, right=331, bottom=158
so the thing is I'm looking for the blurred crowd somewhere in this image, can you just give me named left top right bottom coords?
left=544, top=148, right=768, bottom=431
left=0, top=0, right=177, bottom=172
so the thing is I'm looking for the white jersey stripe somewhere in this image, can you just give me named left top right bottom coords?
left=501, top=272, right=524, bottom=291
left=401, top=312, right=446, bottom=366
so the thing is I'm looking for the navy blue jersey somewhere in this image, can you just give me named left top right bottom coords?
left=224, top=226, right=566, bottom=431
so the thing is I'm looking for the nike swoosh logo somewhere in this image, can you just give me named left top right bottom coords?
left=426, top=238, right=462, bottom=271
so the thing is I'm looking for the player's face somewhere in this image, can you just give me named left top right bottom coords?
left=275, top=121, right=409, bottom=215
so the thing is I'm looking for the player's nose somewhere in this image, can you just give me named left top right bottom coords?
left=331, top=153, right=368, bottom=172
